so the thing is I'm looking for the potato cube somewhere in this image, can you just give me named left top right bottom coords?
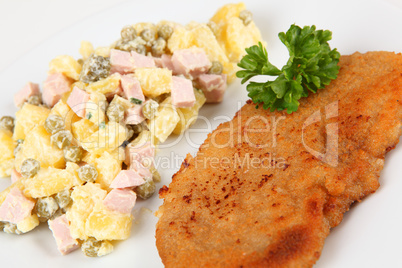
left=67, top=182, right=107, bottom=240
left=49, top=55, right=82, bottom=81
left=173, top=89, right=206, bottom=134
left=22, top=162, right=83, bottom=198
left=210, top=2, right=263, bottom=63
left=15, top=125, right=65, bottom=172
left=86, top=92, right=107, bottom=126
left=79, top=41, right=94, bottom=60
left=85, top=151, right=122, bottom=190
left=110, top=95, right=133, bottom=111
left=51, top=99, right=79, bottom=132
left=86, top=73, right=121, bottom=95
left=13, top=103, right=51, bottom=141
left=167, top=25, right=194, bottom=53
left=94, top=46, right=112, bottom=58
left=85, top=203, right=132, bottom=241
left=135, top=68, right=172, bottom=98
left=224, top=17, right=263, bottom=63
left=210, top=2, right=246, bottom=26
left=71, top=119, right=98, bottom=147
left=81, top=122, right=127, bottom=155
left=17, top=214, right=39, bottom=233
left=149, top=97, right=180, bottom=143
left=0, top=129, right=16, bottom=177
left=98, top=240, right=114, bottom=257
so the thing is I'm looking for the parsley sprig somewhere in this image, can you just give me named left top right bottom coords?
left=236, top=24, right=340, bottom=113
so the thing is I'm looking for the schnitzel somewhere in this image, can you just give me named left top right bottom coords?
left=155, top=51, right=402, bottom=267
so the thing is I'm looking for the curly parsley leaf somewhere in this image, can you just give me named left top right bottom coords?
left=236, top=24, right=340, bottom=114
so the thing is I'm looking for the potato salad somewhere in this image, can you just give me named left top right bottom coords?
left=0, top=3, right=263, bottom=257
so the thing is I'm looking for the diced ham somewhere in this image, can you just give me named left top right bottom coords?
left=48, top=214, right=79, bottom=255
left=11, top=169, right=22, bottom=184
left=0, top=187, right=35, bottom=224
left=14, top=82, right=40, bottom=108
left=125, top=105, right=145, bottom=125
left=131, top=51, right=155, bottom=68
left=154, top=57, right=163, bottom=68
left=171, top=48, right=211, bottom=79
left=42, top=73, right=72, bottom=107
left=125, top=142, right=155, bottom=165
left=110, top=170, right=145, bottom=189
left=103, top=189, right=137, bottom=214
left=120, top=75, right=145, bottom=102
left=162, top=54, right=175, bottom=71
left=67, top=86, right=90, bottom=118
left=171, top=76, right=195, bottom=108
left=110, top=49, right=135, bottom=74
left=197, top=74, right=227, bottom=103
left=110, top=49, right=155, bottom=75
left=130, top=160, right=152, bottom=180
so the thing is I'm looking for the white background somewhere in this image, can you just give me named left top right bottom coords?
left=1, top=0, right=402, bottom=267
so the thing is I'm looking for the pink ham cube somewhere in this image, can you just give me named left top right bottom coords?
left=48, top=214, right=79, bottom=255
left=125, top=142, right=155, bottom=166
left=161, top=54, right=175, bottom=72
left=110, top=170, right=145, bottom=189
left=155, top=54, right=175, bottom=72
left=131, top=51, right=155, bottom=68
left=154, top=57, right=163, bottom=68
left=171, top=76, right=195, bottom=108
left=125, top=105, right=145, bottom=125
left=103, top=189, right=137, bottom=214
left=130, top=160, right=152, bottom=180
left=14, top=82, right=40, bottom=108
left=197, top=74, right=227, bottom=103
left=171, top=48, right=211, bottom=79
left=43, top=73, right=72, bottom=107
left=110, top=49, right=135, bottom=74
left=0, top=187, right=35, bottom=224
left=120, top=75, right=145, bottom=103
left=67, top=86, right=90, bottom=118
left=11, top=169, right=22, bottom=184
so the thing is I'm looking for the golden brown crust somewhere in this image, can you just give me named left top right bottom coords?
left=156, top=52, right=402, bottom=267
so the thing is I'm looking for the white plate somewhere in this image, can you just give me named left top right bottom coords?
left=1, top=0, right=402, bottom=267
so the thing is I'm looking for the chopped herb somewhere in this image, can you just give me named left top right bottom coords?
left=236, top=24, right=340, bottom=114
left=86, top=112, right=93, bottom=120
left=99, top=122, right=106, bottom=129
left=130, top=97, right=143, bottom=105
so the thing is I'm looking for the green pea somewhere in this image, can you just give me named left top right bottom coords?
left=51, top=130, right=72, bottom=149
left=44, top=114, right=65, bottom=134
left=34, top=196, right=59, bottom=221
left=107, top=103, right=125, bottom=122
left=151, top=37, right=166, bottom=57
left=81, top=237, right=103, bottom=257
left=157, top=24, right=173, bottom=40
left=64, top=146, right=83, bottom=162
left=78, top=164, right=98, bottom=183
left=3, top=223, right=22, bottom=235
left=140, top=28, right=156, bottom=45
left=0, top=116, right=14, bottom=132
left=208, top=61, right=223, bottom=75
left=239, top=10, right=253, bottom=26
left=121, top=25, right=137, bottom=41
left=27, top=95, right=42, bottom=106
left=55, top=190, right=72, bottom=210
left=135, top=177, right=156, bottom=199
left=20, top=158, right=40, bottom=178
left=142, top=100, right=159, bottom=120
